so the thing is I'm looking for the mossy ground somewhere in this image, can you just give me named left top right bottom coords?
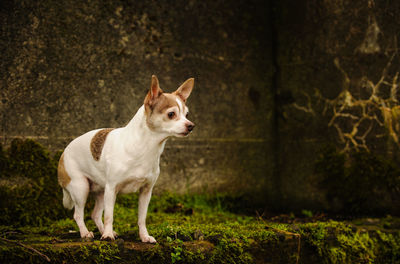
left=0, top=140, right=399, bottom=263
left=1, top=192, right=399, bottom=264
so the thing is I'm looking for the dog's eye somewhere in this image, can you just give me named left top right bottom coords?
left=167, top=112, right=175, bottom=119
left=185, top=112, right=189, bottom=118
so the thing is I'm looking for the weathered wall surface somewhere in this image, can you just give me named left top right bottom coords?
left=276, top=0, right=400, bottom=213
left=1, top=0, right=399, bottom=213
left=0, top=0, right=273, bottom=196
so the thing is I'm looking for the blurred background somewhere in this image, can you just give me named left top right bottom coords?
left=1, top=0, right=399, bottom=217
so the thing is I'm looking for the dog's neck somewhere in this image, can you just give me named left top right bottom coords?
left=121, top=105, right=168, bottom=155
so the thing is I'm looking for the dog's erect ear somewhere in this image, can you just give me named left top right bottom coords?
left=145, top=75, right=163, bottom=106
left=174, top=78, right=194, bottom=102
left=150, top=75, right=163, bottom=99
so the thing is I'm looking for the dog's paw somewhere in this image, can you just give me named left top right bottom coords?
left=140, top=235, right=157, bottom=244
left=101, top=232, right=115, bottom=241
left=80, top=231, right=94, bottom=241
left=81, top=231, right=94, bottom=239
left=99, top=230, right=118, bottom=237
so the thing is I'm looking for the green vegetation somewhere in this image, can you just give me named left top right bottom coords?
left=0, top=139, right=399, bottom=263
left=0, top=139, right=68, bottom=226
left=298, top=220, right=400, bottom=263
left=0, top=191, right=399, bottom=263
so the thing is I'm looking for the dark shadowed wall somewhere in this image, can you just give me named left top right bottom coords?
left=1, top=0, right=399, bottom=213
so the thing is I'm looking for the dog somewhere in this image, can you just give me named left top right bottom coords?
left=57, top=75, right=195, bottom=242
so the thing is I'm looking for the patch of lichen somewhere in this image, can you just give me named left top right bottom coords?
left=315, top=146, right=400, bottom=215
left=0, top=139, right=68, bottom=226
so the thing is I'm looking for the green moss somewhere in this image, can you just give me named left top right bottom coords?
left=0, top=139, right=68, bottom=226
left=1, top=207, right=400, bottom=263
left=0, top=189, right=299, bottom=263
left=0, top=240, right=122, bottom=264
left=297, top=220, right=400, bottom=264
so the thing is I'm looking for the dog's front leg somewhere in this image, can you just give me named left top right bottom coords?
left=101, top=184, right=117, bottom=240
left=138, top=186, right=156, bottom=243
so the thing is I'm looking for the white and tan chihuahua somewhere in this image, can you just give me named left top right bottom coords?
left=58, top=75, right=195, bottom=242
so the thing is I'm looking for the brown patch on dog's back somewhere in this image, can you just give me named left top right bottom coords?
left=90, top=128, right=115, bottom=161
left=58, top=153, right=71, bottom=187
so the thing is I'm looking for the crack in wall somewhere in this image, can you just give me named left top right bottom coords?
left=294, top=50, right=400, bottom=152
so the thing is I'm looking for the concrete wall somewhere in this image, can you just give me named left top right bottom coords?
left=275, top=0, right=400, bottom=211
left=1, top=0, right=399, bottom=212
left=1, top=0, right=274, bottom=196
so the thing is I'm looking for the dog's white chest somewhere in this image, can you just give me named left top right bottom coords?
left=111, top=156, right=160, bottom=194
left=117, top=177, right=145, bottom=193
left=117, top=171, right=158, bottom=194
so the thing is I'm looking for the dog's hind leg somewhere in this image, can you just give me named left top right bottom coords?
left=67, top=176, right=94, bottom=239
left=91, top=192, right=105, bottom=234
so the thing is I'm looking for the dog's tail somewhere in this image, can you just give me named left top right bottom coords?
left=62, top=189, right=74, bottom=210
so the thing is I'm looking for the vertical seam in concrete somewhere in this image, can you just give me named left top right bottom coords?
left=269, top=0, right=283, bottom=208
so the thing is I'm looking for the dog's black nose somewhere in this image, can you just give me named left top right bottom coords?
left=187, top=123, right=195, bottom=132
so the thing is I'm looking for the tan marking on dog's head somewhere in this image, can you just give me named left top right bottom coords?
left=58, top=153, right=71, bottom=188
left=155, top=93, right=183, bottom=113
left=145, top=93, right=186, bottom=129
left=143, top=75, right=194, bottom=135
left=90, top=128, right=115, bottom=161
left=144, top=75, right=193, bottom=116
